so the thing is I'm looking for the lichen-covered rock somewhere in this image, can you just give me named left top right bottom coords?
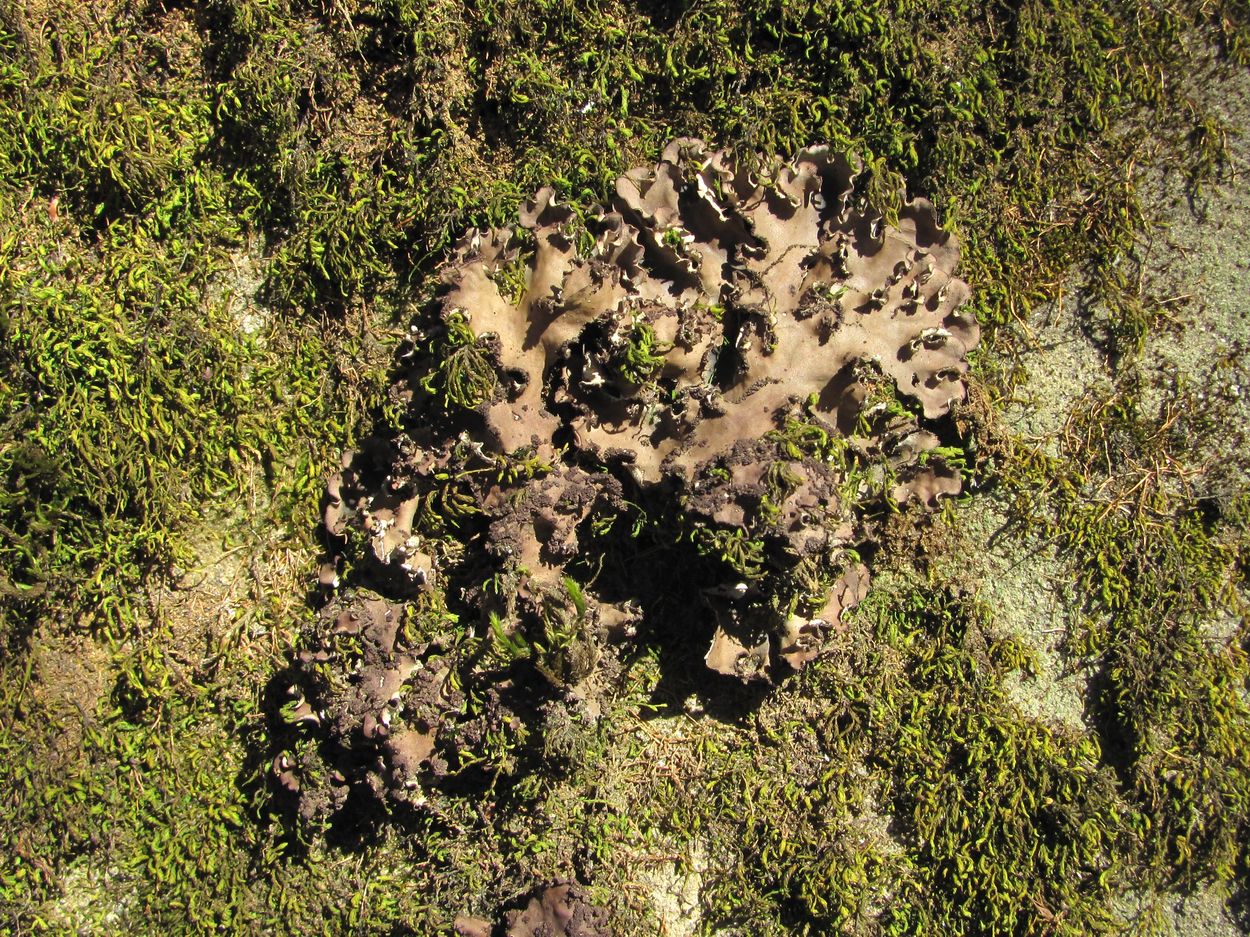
left=273, top=140, right=978, bottom=819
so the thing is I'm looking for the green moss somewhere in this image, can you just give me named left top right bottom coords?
left=690, top=524, right=768, bottom=580
left=1004, top=368, right=1250, bottom=889
left=613, top=320, right=671, bottom=386
left=420, top=310, right=498, bottom=410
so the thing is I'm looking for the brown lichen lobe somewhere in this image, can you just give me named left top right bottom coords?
left=455, top=140, right=975, bottom=479
left=283, top=140, right=977, bottom=819
left=341, top=139, right=975, bottom=675
left=430, top=138, right=976, bottom=672
left=455, top=881, right=613, bottom=937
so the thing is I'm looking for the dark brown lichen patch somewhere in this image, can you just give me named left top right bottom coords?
left=274, top=590, right=466, bottom=820
left=276, top=141, right=977, bottom=819
left=455, top=881, right=613, bottom=937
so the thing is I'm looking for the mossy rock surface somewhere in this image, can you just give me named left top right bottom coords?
left=1, top=1, right=1249, bottom=934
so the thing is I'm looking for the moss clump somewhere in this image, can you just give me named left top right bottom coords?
left=0, top=4, right=394, bottom=638
left=1005, top=365, right=1250, bottom=889
left=679, top=577, right=1128, bottom=935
